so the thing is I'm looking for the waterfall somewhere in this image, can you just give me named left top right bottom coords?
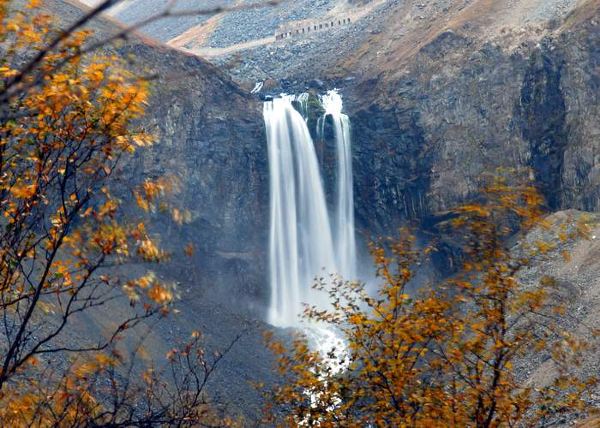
left=321, top=90, right=357, bottom=280
left=264, top=95, right=336, bottom=327
left=264, top=91, right=357, bottom=328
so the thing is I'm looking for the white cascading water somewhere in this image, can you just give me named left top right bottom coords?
left=264, top=95, right=337, bottom=327
left=321, top=90, right=357, bottom=281
left=264, top=90, right=357, bottom=329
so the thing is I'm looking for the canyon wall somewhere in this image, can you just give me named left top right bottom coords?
left=345, top=7, right=599, bottom=248
left=33, top=0, right=600, bottom=416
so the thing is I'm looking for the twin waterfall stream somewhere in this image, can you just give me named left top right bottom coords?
left=264, top=90, right=357, bottom=338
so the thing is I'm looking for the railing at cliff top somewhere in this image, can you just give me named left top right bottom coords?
left=275, top=17, right=352, bottom=40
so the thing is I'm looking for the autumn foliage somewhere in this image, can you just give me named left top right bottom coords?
left=3, top=1, right=599, bottom=426
left=266, top=174, right=599, bottom=427
left=0, top=1, right=233, bottom=425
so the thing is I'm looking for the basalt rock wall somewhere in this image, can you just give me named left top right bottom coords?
left=117, top=43, right=270, bottom=314
left=345, top=14, right=600, bottom=251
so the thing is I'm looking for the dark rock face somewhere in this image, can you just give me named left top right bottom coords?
left=351, top=105, right=431, bottom=236
left=32, top=0, right=276, bottom=419
left=344, top=16, right=600, bottom=250
left=108, top=44, right=276, bottom=421
left=118, top=70, right=274, bottom=415
left=38, top=0, right=600, bottom=418
left=105, top=35, right=276, bottom=423
left=117, top=44, right=270, bottom=315
left=516, top=49, right=567, bottom=210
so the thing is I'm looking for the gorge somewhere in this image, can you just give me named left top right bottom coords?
left=3, top=0, right=600, bottom=424
left=67, top=0, right=600, bottom=420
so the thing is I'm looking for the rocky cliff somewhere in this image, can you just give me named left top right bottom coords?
left=118, top=42, right=270, bottom=313
left=344, top=0, right=600, bottom=249
left=138, top=0, right=598, bottom=254
left=79, top=0, right=600, bottom=303
left=39, top=0, right=274, bottom=417
left=47, top=0, right=270, bottom=308
left=34, top=0, right=600, bottom=418
left=233, top=0, right=599, bottom=277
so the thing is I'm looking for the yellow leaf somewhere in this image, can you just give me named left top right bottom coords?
left=11, top=183, right=37, bottom=199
